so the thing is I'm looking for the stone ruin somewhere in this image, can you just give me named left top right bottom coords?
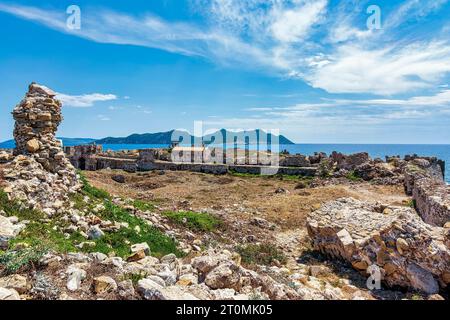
left=306, top=155, right=450, bottom=294
left=2, top=83, right=80, bottom=216
left=307, top=198, right=449, bottom=294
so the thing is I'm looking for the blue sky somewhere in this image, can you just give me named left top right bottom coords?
left=0, top=0, right=449, bottom=143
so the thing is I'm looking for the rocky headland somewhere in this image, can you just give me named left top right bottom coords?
left=0, top=83, right=449, bottom=301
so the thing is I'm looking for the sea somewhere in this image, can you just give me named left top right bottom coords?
left=97, top=143, right=450, bottom=184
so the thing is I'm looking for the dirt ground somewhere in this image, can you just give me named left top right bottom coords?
left=85, top=169, right=408, bottom=227
left=85, top=170, right=410, bottom=257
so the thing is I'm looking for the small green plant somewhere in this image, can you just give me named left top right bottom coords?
left=131, top=199, right=156, bottom=212
left=345, top=171, right=362, bottom=182
left=236, top=243, right=286, bottom=266
left=121, top=272, right=148, bottom=286
left=0, top=245, right=48, bottom=275
left=317, top=159, right=334, bottom=178
left=81, top=201, right=182, bottom=258
left=406, top=199, right=416, bottom=208
left=78, top=171, right=111, bottom=200
left=162, top=210, right=222, bottom=232
left=410, top=293, right=424, bottom=300
left=0, top=190, right=44, bottom=220
left=1, top=176, right=181, bottom=261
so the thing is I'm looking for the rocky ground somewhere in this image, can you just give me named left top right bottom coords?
left=1, top=163, right=448, bottom=300
left=0, top=83, right=448, bottom=301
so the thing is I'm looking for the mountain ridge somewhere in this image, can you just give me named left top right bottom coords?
left=95, top=129, right=295, bottom=145
left=0, top=130, right=295, bottom=148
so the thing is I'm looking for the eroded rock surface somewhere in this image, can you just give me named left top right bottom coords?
left=307, top=198, right=449, bottom=294
left=403, top=159, right=449, bottom=227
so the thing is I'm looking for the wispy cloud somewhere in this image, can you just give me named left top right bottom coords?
left=56, top=92, right=117, bottom=107
left=207, top=90, right=450, bottom=135
left=1, top=1, right=449, bottom=95
left=97, top=114, right=111, bottom=121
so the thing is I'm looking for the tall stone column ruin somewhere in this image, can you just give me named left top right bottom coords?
left=3, top=83, right=80, bottom=215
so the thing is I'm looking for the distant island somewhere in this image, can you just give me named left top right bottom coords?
left=96, top=129, right=295, bottom=145
left=0, top=129, right=295, bottom=148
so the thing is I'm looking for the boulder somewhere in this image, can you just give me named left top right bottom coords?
left=0, top=275, right=29, bottom=294
left=0, top=215, right=24, bottom=249
left=307, top=198, right=449, bottom=294
left=93, top=276, right=117, bottom=294
left=26, top=139, right=40, bottom=153
left=111, top=174, right=126, bottom=184
left=191, top=255, right=220, bottom=274
left=131, top=242, right=151, bottom=256
left=66, top=265, right=87, bottom=291
left=205, top=262, right=241, bottom=290
left=137, top=278, right=198, bottom=300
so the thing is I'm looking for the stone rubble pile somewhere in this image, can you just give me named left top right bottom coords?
left=307, top=198, right=450, bottom=294
left=0, top=246, right=376, bottom=300
left=2, top=83, right=80, bottom=216
left=0, top=213, right=26, bottom=249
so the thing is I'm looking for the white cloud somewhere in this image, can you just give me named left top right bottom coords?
left=271, top=0, right=327, bottom=43
left=306, top=42, right=450, bottom=94
left=1, top=1, right=450, bottom=95
left=56, top=92, right=117, bottom=107
left=332, top=89, right=450, bottom=106
left=97, top=114, right=111, bottom=121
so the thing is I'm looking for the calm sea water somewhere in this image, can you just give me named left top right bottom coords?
left=99, top=143, right=450, bottom=184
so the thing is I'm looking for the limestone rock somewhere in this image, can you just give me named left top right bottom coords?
left=307, top=198, right=449, bottom=294
left=66, top=265, right=87, bottom=291
left=118, top=280, right=135, bottom=299
left=137, top=278, right=198, bottom=300
left=205, top=262, right=241, bottom=290
left=93, top=276, right=117, bottom=294
left=191, top=255, right=220, bottom=274
left=0, top=275, right=29, bottom=294
left=131, top=242, right=150, bottom=256
left=26, top=139, right=40, bottom=153
left=0, top=215, right=25, bottom=249
left=87, top=226, right=104, bottom=240
left=0, top=287, right=20, bottom=300
left=403, top=160, right=449, bottom=227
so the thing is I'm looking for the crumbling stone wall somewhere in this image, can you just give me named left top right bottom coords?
left=2, top=83, right=80, bottom=216
left=403, top=159, right=449, bottom=227
left=65, top=145, right=103, bottom=170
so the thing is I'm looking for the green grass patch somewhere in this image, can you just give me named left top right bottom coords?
left=228, top=170, right=314, bottom=182
left=131, top=199, right=156, bottom=212
left=162, top=210, right=222, bottom=232
left=1, top=175, right=181, bottom=264
left=0, top=245, right=48, bottom=275
left=0, top=190, right=44, bottom=221
left=236, top=243, right=286, bottom=266
left=345, top=171, right=362, bottom=182
left=0, top=190, right=82, bottom=254
left=87, top=201, right=181, bottom=258
left=78, top=171, right=111, bottom=200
